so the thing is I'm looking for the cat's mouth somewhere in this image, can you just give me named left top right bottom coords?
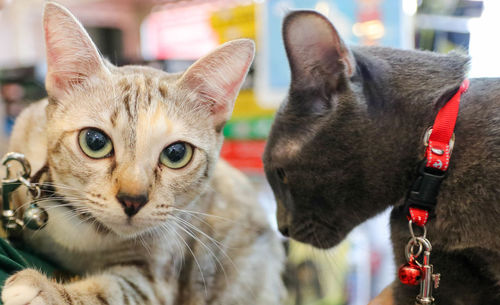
left=289, top=217, right=343, bottom=249
left=102, top=219, right=158, bottom=238
left=61, top=202, right=150, bottom=238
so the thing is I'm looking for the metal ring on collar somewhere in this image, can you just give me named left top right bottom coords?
left=405, top=236, right=433, bottom=267
left=408, top=220, right=427, bottom=240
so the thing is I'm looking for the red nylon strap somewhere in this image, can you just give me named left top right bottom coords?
left=408, top=207, right=429, bottom=227
left=410, top=79, right=469, bottom=226
left=425, top=79, right=470, bottom=171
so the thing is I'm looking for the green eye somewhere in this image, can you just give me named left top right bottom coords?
left=78, top=128, right=113, bottom=159
left=160, top=142, right=193, bottom=169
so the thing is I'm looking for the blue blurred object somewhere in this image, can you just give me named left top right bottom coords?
left=256, top=0, right=406, bottom=108
left=4, top=116, right=14, bottom=136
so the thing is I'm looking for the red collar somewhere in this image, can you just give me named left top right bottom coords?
left=406, top=79, right=470, bottom=226
left=425, top=79, right=470, bottom=172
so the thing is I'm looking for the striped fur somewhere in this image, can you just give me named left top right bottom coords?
left=1, top=2, right=285, bottom=305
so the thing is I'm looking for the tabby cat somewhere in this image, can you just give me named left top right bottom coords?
left=264, top=11, right=500, bottom=305
left=1, top=2, right=285, bottom=305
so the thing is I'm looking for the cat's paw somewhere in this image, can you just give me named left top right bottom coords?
left=2, top=269, right=62, bottom=305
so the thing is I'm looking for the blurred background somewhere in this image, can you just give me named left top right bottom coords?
left=0, top=0, right=492, bottom=304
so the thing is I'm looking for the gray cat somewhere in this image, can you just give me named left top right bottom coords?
left=263, top=10, right=500, bottom=305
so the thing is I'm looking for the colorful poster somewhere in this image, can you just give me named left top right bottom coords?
left=256, top=0, right=407, bottom=108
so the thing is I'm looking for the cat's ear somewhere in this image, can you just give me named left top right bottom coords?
left=178, top=39, right=255, bottom=129
left=43, top=2, right=108, bottom=98
left=283, top=11, right=354, bottom=89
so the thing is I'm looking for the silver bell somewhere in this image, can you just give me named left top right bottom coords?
left=23, top=203, right=48, bottom=230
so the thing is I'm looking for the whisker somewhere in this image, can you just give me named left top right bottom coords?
left=173, top=215, right=227, bottom=252
left=171, top=209, right=216, bottom=232
left=145, top=223, right=192, bottom=279
left=171, top=207, right=235, bottom=223
left=160, top=222, right=209, bottom=296
left=171, top=212, right=258, bottom=301
left=171, top=217, right=229, bottom=284
left=32, top=181, right=84, bottom=192
left=137, top=233, right=152, bottom=256
left=170, top=216, right=257, bottom=303
left=13, top=195, right=85, bottom=213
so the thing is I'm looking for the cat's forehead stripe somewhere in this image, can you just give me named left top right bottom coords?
left=118, top=78, right=131, bottom=91
left=123, top=93, right=132, bottom=120
left=158, top=84, right=168, bottom=99
left=145, top=77, right=152, bottom=87
left=110, top=109, right=118, bottom=127
left=146, top=91, right=152, bottom=107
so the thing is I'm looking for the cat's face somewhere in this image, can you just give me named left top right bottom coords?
left=42, top=3, right=254, bottom=238
left=263, top=11, right=380, bottom=249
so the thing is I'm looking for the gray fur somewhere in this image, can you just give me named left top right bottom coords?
left=263, top=10, right=500, bottom=304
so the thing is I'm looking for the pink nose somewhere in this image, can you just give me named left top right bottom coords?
left=116, top=193, right=149, bottom=217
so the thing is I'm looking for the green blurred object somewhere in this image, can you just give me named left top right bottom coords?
left=0, top=238, right=63, bottom=305
left=223, top=117, right=274, bottom=139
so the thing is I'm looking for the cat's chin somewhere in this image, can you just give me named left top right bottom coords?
left=104, top=215, right=174, bottom=240
left=104, top=222, right=153, bottom=239
left=290, top=222, right=344, bottom=250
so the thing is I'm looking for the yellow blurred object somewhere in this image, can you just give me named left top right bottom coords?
left=211, top=3, right=273, bottom=120
left=211, top=4, right=256, bottom=41
left=286, top=240, right=350, bottom=305
left=232, top=90, right=275, bottom=119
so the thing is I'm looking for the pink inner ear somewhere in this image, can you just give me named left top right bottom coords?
left=222, top=74, right=243, bottom=99
left=211, top=103, right=226, bottom=116
left=191, top=66, right=244, bottom=108
left=178, top=39, right=254, bottom=127
left=51, top=75, right=64, bottom=90
left=48, top=68, right=91, bottom=92
left=206, top=74, right=244, bottom=116
left=45, top=26, right=57, bottom=64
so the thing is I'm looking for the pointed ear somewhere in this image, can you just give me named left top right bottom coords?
left=178, top=39, right=255, bottom=129
left=43, top=2, right=108, bottom=98
left=283, top=11, right=354, bottom=89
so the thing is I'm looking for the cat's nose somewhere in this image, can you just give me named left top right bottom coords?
left=116, top=192, right=149, bottom=217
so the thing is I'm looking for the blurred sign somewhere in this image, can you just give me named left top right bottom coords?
left=220, top=140, right=266, bottom=173
left=211, top=3, right=256, bottom=41
left=255, top=0, right=407, bottom=108
left=210, top=3, right=276, bottom=172
left=142, top=3, right=219, bottom=60
left=211, top=3, right=275, bottom=121
left=224, top=116, right=274, bottom=139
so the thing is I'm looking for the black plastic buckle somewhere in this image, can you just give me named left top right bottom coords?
left=404, top=160, right=447, bottom=215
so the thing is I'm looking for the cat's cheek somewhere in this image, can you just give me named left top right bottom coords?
left=173, top=190, right=202, bottom=209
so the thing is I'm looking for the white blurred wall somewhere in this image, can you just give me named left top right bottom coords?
left=0, top=0, right=45, bottom=68
left=0, top=0, right=149, bottom=69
